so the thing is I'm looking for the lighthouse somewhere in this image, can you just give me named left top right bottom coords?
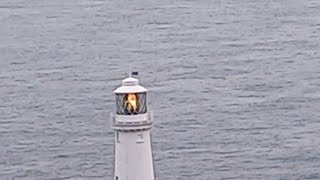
left=111, top=74, right=155, bottom=180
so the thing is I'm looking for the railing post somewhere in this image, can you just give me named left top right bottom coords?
left=110, top=113, right=115, bottom=124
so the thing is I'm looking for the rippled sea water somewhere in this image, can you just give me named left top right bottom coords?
left=1, top=0, right=320, bottom=179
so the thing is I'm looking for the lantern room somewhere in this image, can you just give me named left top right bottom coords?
left=113, top=77, right=148, bottom=115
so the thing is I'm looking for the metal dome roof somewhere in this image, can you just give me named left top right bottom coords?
left=113, top=77, right=147, bottom=94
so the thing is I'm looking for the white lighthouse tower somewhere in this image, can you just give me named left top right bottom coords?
left=111, top=75, right=155, bottom=180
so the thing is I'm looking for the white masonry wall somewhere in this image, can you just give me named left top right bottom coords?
left=114, top=130, right=155, bottom=180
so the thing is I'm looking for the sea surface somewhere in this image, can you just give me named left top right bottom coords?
left=0, top=0, right=320, bottom=179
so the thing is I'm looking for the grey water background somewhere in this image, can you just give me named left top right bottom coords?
left=1, top=0, right=320, bottom=179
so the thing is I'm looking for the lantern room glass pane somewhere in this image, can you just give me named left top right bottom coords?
left=116, top=92, right=147, bottom=115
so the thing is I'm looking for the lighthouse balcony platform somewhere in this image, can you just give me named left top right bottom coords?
left=110, top=113, right=153, bottom=131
